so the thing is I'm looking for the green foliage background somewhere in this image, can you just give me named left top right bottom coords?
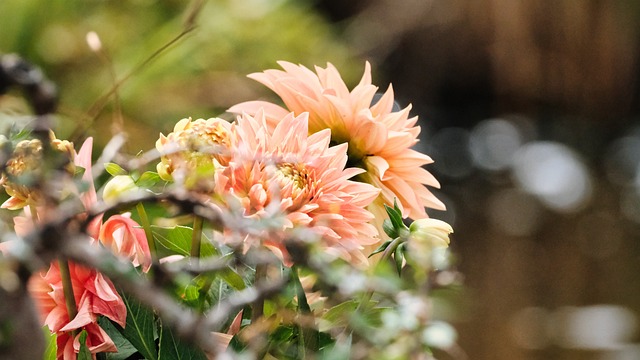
left=0, top=0, right=363, bottom=150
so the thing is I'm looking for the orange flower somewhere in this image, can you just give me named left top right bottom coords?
left=214, top=111, right=380, bottom=265
left=229, top=62, right=445, bottom=223
left=28, top=261, right=126, bottom=359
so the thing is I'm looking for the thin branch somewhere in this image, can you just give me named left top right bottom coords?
left=70, top=1, right=204, bottom=142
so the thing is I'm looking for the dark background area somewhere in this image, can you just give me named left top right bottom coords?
left=314, top=1, right=640, bottom=359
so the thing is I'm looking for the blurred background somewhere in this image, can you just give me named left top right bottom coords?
left=1, top=0, right=640, bottom=359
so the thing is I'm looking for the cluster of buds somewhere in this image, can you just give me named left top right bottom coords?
left=0, top=132, right=75, bottom=210
left=156, top=117, right=232, bottom=193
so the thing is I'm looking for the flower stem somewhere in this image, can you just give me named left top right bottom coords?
left=58, top=258, right=78, bottom=334
left=357, top=236, right=406, bottom=312
left=251, top=263, right=267, bottom=323
left=379, top=236, right=405, bottom=264
left=291, top=266, right=316, bottom=353
left=136, top=202, right=157, bottom=263
left=190, top=215, right=204, bottom=262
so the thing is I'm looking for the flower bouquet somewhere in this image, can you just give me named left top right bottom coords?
left=0, top=55, right=455, bottom=359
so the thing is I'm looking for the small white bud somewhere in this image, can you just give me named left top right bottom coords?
left=102, top=175, right=143, bottom=204
left=86, top=31, right=102, bottom=52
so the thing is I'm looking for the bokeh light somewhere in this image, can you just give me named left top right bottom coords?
left=488, top=188, right=541, bottom=236
left=469, top=118, right=523, bottom=172
left=511, top=141, right=592, bottom=212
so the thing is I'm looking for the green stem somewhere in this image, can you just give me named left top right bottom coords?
left=357, top=236, right=406, bottom=312
left=190, top=216, right=204, bottom=262
left=197, top=276, right=215, bottom=313
left=379, top=236, right=405, bottom=264
left=291, top=266, right=311, bottom=313
left=291, top=266, right=316, bottom=353
left=136, top=202, right=157, bottom=263
left=32, top=206, right=79, bottom=338
left=58, top=258, right=78, bottom=336
left=251, top=263, right=267, bottom=323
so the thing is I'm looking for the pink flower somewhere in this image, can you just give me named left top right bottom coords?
left=99, top=214, right=152, bottom=273
left=229, top=62, right=445, bottom=223
left=214, top=111, right=380, bottom=265
left=76, top=137, right=97, bottom=212
left=56, top=323, right=117, bottom=360
left=74, top=138, right=152, bottom=272
left=28, top=261, right=126, bottom=359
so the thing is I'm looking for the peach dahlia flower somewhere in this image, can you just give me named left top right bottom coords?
left=228, top=62, right=445, bottom=222
left=28, top=261, right=126, bottom=359
left=214, top=111, right=380, bottom=265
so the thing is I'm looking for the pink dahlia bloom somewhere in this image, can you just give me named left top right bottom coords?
left=215, top=111, right=380, bottom=265
left=56, top=323, right=118, bottom=360
left=228, top=62, right=445, bottom=222
left=99, top=214, right=152, bottom=273
left=28, top=261, right=126, bottom=359
left=74, top=138, right=152, bottom=272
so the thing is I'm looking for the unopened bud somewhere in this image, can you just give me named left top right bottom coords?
left=86, top=31, right=102, bottom=52
left=102, top=175, right=143, bottom=204
left=406, top=218, right=453, bottom=269
left=409, top=218, right=452, bottom=248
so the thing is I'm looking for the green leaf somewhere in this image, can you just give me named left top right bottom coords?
left=382, top=219, right=397, bottom=238
left=220, top=266, right=246, bottom=290
left=368, top=239, right=392, bottom=258
left=319, top=299, right=385, bottom=333
left=319, top=300, right=358, bottom=332
left=317, top=331, right=335, bottom=351
left=136, top=171, right=161, bottom=188
left=119, top=291, right=158, bottom=360
left=9, top=127, right=31, bottom=142
left=384, top=199, right=405, bottom=233
left=99, top=317, right=139, bottom=360
left=77, top=330, right=93, bottom=360
left=270, top=325, right=295, bottom=342
left=158, top=321, right=207, bottom=360
left=155, top=226, right=247, bottom=290
left=153, top=225, right=218, bottom=258
left=318, top=335, right=351, bottom=360
left=228, top=333, right=247, bottom=353
left=394, top=243, right=405, bottom=275
left=105, top=162, right=128, bottom=176
left=42, top=327, right=56, bottom=360
left=74, top=165, right=86, bottom=177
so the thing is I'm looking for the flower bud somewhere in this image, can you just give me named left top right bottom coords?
left=102, top=175, right=143, bottom=204
left=156, top=117, right=231, bottom=193
left=406, top=218, right=453, bottom=269
left=408, top=218, right=452, bottom=248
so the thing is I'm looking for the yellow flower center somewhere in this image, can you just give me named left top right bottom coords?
left=275, top=162, right=314, bottom=204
